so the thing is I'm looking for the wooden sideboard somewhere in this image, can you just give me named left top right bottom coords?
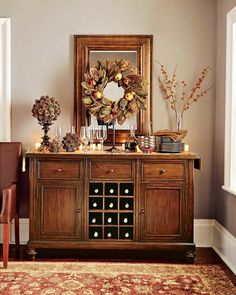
left=26, top=151, right=200, bottom=261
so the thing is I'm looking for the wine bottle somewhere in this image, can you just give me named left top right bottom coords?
left=93, top=202, right=97, bottom=208
left=92, top=218, right=96, bottom=224
left=123, top=218, right=128, bottom=224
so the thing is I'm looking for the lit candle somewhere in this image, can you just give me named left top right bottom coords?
left=91, top=143, right=96, bottom=150
left=136, top=145, right=142, bottom=153
left=184, top=144, right=189, bottom=152
left=35, top=142, right=41, bottom=150
left=97, top=143, right=102, bottom=151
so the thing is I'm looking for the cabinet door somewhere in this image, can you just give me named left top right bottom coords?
left=140, top=183, right=186, bottom=241
left=36, top=184, right=82, bottom=240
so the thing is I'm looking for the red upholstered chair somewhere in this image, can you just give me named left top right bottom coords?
left=0, top=142, right=22, bottom=268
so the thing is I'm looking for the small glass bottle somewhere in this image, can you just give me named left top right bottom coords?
left=125, top=126, right=137, bottom=152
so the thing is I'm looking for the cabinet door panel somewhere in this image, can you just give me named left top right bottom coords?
left=140, top=184, right=185, bottom=241
left=37, top=185, right=81, bottom=240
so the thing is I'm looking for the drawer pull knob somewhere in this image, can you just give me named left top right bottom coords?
left=109, top=203, right=114, bottom=208
left=140, top=210, right=145, bottom=214
left=160, top=169, right=166, bottom=174
left=107, top=232, right=112, bottom=238
left=109, top=169, right=114, bottom=173
left=94, top=189, right=99, bottom=193
left=125, top=203, right=129, bottom=209
left=125, top=189, right=129, bottom=194
left=109, top=189, right=114, bottom=194
left=92, top=218, right=96, bottom=223
left=94, top=232, right=98, bottom=238
left=57, top=168, right=62, bottom=172
left=125, top=232, right=130, bottom=238
left=93, top=202, right=97, bottom=208
left=107, top=217, right=112, bottom=223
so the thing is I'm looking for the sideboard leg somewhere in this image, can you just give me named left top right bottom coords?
left=28, top=248, right=37, bottom=260
left=185, top=249, right=195, bottom=263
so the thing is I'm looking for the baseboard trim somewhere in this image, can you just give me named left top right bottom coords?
left=194, top=219, right=214, bottom=247
left=0, top=218, right=29, bottom=245
left=212, top=220, right=236, bottom=275
left=1, top=218, right=214, bottom=246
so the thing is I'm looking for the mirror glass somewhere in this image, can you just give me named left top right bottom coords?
left=74, top=35, right=152, bottom=144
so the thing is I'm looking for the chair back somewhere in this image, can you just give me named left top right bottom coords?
left=0, top=142, right=22, bottom=197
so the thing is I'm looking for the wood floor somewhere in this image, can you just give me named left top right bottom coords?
left=1, top=245, right=236, bottom=286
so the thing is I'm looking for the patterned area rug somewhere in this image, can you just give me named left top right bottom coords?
left=0, top=262, right=235, bottom=294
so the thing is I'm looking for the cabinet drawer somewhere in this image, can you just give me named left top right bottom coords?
left=38, top=161, right=81, bottom=179
left=141, top=161, right=185, bottom=180
left=89, top=161, right=133, bottom=180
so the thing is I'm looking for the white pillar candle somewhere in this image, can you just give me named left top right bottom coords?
left=35, top=142, right=41, bottom=150
left=97, top=143, right=102, bottom=151
left=184, top=144, right=189, bottom=152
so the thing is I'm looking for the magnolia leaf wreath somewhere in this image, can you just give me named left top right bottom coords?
left=81, top=59, right=148, bottom=125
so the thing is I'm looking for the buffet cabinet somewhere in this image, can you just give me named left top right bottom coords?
left=26, top=152, right=200, bottom=261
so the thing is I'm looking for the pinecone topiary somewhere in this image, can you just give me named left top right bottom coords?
left=48, top=139, right=63, bottom=153
left=32, top=95, right=61, bottom=124
left=62, top=132, right=80, bottom=152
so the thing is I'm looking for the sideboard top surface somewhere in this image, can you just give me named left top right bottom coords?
left=26, top=151, right=200, bottom=160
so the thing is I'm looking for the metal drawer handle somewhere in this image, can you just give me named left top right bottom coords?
left=160, top=169, right=166, bottom=174
left=57, top=168, right=63, bottom=172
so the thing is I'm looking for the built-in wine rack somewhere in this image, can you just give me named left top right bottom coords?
left=88, top=182, right=134, bottom=240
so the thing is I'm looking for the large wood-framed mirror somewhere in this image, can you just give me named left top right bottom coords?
left=74, top=35, right=152, bottom=144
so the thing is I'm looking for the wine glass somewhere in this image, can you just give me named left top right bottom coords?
left=88, top=126, right=97, bottom=150
left=54, top=126, right=63, bottom=141
left=96, top=125, right=107, bottom=151
left=80, top=126, right=90, bottom=151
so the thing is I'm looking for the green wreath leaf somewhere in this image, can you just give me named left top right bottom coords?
left=82, top=97, right=93, bottom=105
left=81, top=82, right=93, bottom=90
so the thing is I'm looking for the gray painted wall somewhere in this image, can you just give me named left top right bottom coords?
left=215, top=0, right=236, bottom=237
left=1, top=0, right=216, bottom=219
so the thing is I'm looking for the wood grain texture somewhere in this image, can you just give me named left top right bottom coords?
left=26, top=152, right=197, bottom=261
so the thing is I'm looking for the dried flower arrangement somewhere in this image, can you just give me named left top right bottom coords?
left=158, top=62, right=212, bottom=130
left=32, top=95, right=61, bottom=124
left=62, top=133, right=80, bottom=152
left=81, top=59, right=148, bottom=125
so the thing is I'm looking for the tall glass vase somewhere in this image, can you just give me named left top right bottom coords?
left=176, top=112, right=183, bottom=131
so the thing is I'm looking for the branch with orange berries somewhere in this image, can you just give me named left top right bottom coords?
left=157, top=61, right=212, bottom=117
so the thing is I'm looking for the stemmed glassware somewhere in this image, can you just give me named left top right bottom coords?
left=88, top=126, right=97, bottom=150
left=54, top=126, right=63, bottom=141
left=96, top=125, right=107, bottom=151
left=80, top=126, right=90, bottom=151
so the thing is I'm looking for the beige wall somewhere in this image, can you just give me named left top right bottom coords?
left=1, top=0, right=216, bottom=218
left=215, top=0, right=236, bottom=237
